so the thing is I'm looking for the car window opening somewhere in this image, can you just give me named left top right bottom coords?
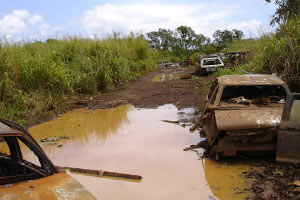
left=203, top=59, right=221, bottom=66
left=289, top=97, right=300, bottom=122
left=221, top=85, right=287, bottom=104
left=0, top=137, right=44, bottom=185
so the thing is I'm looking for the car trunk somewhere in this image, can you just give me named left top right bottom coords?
left=215, top=107, right=283, bottom=131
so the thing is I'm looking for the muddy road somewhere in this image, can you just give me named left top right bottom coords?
left=81, top=66, right=211, bottom=110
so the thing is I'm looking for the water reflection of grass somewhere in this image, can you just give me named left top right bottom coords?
left=29, top=104, right=133, bottom=146
left=204, top=159, right=250, bottom=200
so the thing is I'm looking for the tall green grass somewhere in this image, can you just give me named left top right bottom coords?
left=215, top=16, right=300, bottom=93
left=250, top=16, right=300, bottom=91
left=0, top=35, right=159, bottom=124
left=222, top=39, right=257, bottom=53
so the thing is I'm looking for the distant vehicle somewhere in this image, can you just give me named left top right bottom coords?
left=224, top=51, right=253, bottom=67
left=0, top=119, right=96, bottom=199
left=199, top=74, right=290, bottom=159
left=159, top=60, right=175, bottom=67
left=276, top=93, right=300, bottom=163
left=196, top=55, right=224, bottom=75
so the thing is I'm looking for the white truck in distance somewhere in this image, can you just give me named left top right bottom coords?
left=197, top=55, right=224, bottom=75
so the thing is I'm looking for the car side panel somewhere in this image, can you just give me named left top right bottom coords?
left=0, top=173, right=96, bottom=200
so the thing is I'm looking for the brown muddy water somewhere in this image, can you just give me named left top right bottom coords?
left=25, top=104, right=250, bottom=200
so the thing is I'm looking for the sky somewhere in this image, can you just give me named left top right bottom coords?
left=0, top=0, right=277, bottom=41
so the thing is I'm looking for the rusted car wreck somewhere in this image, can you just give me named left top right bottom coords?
left=0, top=119, right=96, bottom=199
left=200, top=74, right=290, bottom=158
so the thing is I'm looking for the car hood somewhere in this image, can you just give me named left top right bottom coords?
left=0, top=173, right=96, bottom=200
left=215, top=107, right=283, bottom=131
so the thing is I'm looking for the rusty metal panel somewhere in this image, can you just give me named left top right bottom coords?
left=215, top=108, right=283, bottom=130
left=0, top=173, right=96, bottom=200
left=217, top=74, right=287, bottom=86
left=213, top=138, right=277, bottom=152
left=276, top=129, right=300, bottom=163
left=0, top=122, right=20, bottom=134
left=276, top=93, right=300, bottom=163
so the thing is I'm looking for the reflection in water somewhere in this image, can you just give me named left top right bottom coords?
left=204, top=159, right=250, bottom=200
left=152, top=73, right=181, bottom=82
left=25, top=105, right=131, bottom=163
left=22, top=104, right=250, bottom=200
left=30, top=104, right=132, bottom=144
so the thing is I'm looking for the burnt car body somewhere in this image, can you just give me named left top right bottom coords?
left=276, top=93, right=300, bottom=163
left=199, top=74, right=290, bottom=157
left=0, top=119, right=96, bottom=199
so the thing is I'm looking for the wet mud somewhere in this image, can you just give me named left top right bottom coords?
left=27, top=104, right=251, bottom=200
left=152, top=73, right=182, bottom=82
left=244, top=162, right=300, bottom=199
left=86, top=66, right=207, bottom=110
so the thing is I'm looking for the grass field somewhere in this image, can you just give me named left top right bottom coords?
left=0, top=35, right=160, bottom=125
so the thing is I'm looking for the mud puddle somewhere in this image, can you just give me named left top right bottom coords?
left=152, top=73, right=182, bottom=82
left=26, top=104, right=250, bottom=200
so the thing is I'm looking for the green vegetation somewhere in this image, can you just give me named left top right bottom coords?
left=213, top=63, right=253, bottom=77
left=252, top=16, right=300, bottom=91
left=222, top=39, right=257, bottom=53
left=0, top=35, right=159, bottom=125
left=215, top=1, right=300, bottom=92
left=265, top=0, right=300, bottom=25
left=146, top=26, right=244, bottom=61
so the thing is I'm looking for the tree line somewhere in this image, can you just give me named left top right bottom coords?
left=146, top=26, right=244, bottom=58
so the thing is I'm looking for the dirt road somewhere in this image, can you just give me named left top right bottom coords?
left=84, top=66, right=211, bottom=110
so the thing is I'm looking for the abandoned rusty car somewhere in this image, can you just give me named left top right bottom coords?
left=0, top=119, right=96, bottom=199
left=199, top=74, right=290, bottom=158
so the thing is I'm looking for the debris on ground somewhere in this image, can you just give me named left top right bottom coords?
left=189, top=114, right=202, bottom=132
left=161, top=120, right=180, bottom=124
left=183, top=140, right=209, bottom=152
left=244, top=162, right=300, bottom=199
left=57, top=166, right=142, bottom=181
left=180, top=74, right=193, bottom=79
left=40, top=136, right=70, bottom=143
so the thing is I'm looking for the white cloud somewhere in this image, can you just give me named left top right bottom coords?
left=80, top=3, right=264, bottom=38
left=0, top=10, right=30, bottom=34
left=29, top=15, right=43, bottom=25
left=0, top=10, right=58, bottom=41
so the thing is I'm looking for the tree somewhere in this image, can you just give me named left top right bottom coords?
left=146, top=26, right=207, bottom=56
left=232, top=29, right=244, bottom=40
left=213, top=29, right=244, bottom=47
left=175, top=26, right=206, bottom=50
left=175, top=26, right=196, bottom=51
left=265, top=0, right=300, bottom=25
left=146, top=28, right=175, bottom=51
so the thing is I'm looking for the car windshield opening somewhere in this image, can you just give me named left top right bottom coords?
left=203, top=59, right=221, bottom=66
left=221, top=85, right=287, bottom=105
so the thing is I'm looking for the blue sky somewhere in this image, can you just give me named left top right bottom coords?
left=0, top=0, right=277, bottom=41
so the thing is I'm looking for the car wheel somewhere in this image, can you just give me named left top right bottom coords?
left=198, top=68, right=207, bottom=76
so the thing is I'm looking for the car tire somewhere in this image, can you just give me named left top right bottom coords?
left=198, top=68, right=207, bottom=76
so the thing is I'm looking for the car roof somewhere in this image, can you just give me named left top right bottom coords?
left=0, top=121, right=21, bottom=135
left=217, top=74, right=286, bottom=86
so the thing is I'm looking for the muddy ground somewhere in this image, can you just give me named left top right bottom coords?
left=76, top=66, right=212, bottom=110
